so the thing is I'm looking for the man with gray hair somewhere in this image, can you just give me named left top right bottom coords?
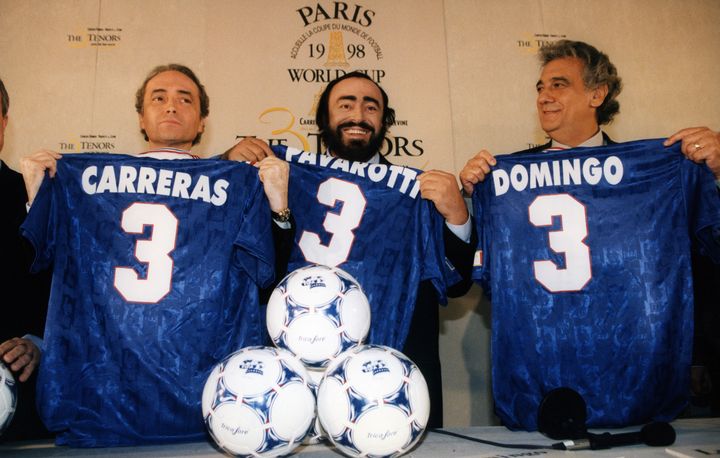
left=460, top=39, right=720, bottom=428
left=460, top=39, right=720, bottom=185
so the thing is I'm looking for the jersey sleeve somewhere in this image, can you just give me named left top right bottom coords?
left=20, top=175, right=57, bottom=273
left=680, top=153, right=720, bottom=263
left=232, top=172, right=275, bottom=289
left=419, top=200, right=453, bottom=305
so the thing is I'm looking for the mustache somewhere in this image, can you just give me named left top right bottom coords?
left=336, top=121, right=375, bottom=134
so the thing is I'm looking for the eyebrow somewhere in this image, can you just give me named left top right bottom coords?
left=337, top=94, right=381, bottom=106
left=149, top=88, right=194, bottom=98
left=537, top=76, right=570, bottom=89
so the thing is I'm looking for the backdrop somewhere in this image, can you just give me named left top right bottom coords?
left=1, top=0, right=718, bottom=426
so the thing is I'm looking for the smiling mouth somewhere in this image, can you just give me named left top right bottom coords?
left=541, top=109, right=561, bottom=116
left=343, top=127, right=369, bottom=136
left=540, top=104, right=561, bottom=114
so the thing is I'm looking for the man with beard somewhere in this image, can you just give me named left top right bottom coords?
left=224, top=71, right=476, bottom=428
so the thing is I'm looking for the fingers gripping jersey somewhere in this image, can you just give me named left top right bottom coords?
left=273, top=146, right=455, bottom=349
left=472, top=139, right=720, bottom=430
left=21, top=153, right=274, bottom=447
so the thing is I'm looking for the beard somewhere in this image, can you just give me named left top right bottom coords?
left=322, top=121, right=386, bottom=162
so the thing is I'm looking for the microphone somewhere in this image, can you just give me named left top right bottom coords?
left=553, top=422, right=676, bottom=450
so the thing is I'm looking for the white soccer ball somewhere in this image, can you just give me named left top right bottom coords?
left=202, top=346, right=316, bottom=457
left=267, top=264, right=371, bottom=369
left=0, top=362, right=17, bottom=436
left=317, top=345, right=430, bottom=458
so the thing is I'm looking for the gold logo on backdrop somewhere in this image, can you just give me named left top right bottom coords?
left=324, top=31, right=350, bottom=67
left=259, top=108, right=311, bottom=151
left=278, top=3, right=423, bottom=159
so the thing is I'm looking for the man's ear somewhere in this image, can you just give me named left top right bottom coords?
left=590, top=84, right=609, bottom=108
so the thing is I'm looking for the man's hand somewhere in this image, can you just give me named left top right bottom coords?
left=459, top=149, right=497, bottom=194
left=664, top=127, right=720, bottom=179
left=223, top=137, right=274, bottom=163
left=20, top=149, right=61, bottom=205
left=0, top=337, right=41, bottom=382
left=256, top=156, right=289, bottom=212
left=418, top=170, right=469, bottom=225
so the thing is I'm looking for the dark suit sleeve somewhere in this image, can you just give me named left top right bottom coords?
left=444, top=221, right=478, bottom=298
left=1, top=164, right=51, bottom=341
left=259, top=216, right=295, bottom=304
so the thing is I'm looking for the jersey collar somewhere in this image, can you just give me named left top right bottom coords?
left=139, top=148, right=199, bottom=160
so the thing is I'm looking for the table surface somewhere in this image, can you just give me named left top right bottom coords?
left=1, top=417, right=718, bottom=457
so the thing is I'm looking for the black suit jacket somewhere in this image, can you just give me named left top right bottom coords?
left=0, top=161, right=50, bottom=341
left=514, top=132, right=615, bottom=155
left=0, top=160, right=52, bottom=442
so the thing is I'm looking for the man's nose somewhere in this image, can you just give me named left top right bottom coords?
left=537, top=88, right=553, bottom=104
left=348, top=104, right=363, bottom=121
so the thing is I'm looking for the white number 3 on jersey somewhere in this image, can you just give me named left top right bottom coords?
left=529, top=194, right=592, bottom=292
left=299, top=178, right=367, bottom=267
left=114, top=203, right=178, bottom=303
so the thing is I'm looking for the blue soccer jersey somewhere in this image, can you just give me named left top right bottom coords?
left=21, top=153, right=274, bottom=446
left=472, top=139, right=720, bottom=430
left=273, top=145, right=455, bottom=349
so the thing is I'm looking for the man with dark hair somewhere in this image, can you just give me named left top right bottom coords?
left=313, top=71, right=396, bottom=163
left=460, top=40, right=720, bottom=428
left=0, top=76, right=52, bottom=442
left=23, top=63, right=210, bottom=197
left=18, top=64, right=291, bottom=446
left=225, top=71, right=476, bottom=428
left=134, top=63, right=210, bottom=146
left=24, top=63, right=289, bottom=221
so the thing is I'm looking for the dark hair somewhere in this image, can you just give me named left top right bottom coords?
left=135, top=64, right=209, bottom=145
left=539, top=40, right=622, bottom=125
left=0, top=77, right=8, bottom=117
left=315, top=71, right=395, bottom=140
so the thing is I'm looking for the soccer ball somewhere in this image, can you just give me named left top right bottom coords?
left=317, top=345, right=430, bottom=458
left=0, top=362, right=17, bottom=436
left=267, top=264, right=371, bottom=369
left=202, top=346, right=316, bottom=457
